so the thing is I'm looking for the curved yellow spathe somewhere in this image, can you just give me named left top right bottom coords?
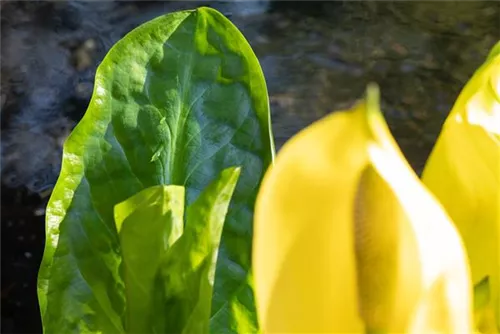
left=422, top=42, right=500, bottom=330
left=253, top=85, right=472, bottom=333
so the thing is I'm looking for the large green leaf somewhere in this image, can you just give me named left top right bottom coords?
left=38, top=7, right=274, bottom=333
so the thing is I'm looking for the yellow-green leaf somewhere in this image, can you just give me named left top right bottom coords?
left=253, top=85, right=473, bottom=333
left=422, top=41, right=500, bottom=329
left=114, top=185, right=185, bottom=333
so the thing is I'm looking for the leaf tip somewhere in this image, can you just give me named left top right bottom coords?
left=223, top=166, right=242, bottom=181
left=363, top=82, right=388, bottom=144
left=366, top=82, right=381, bottom=111
left=195, top=6, right=219, bottom=17
left=365, top=82, right=381, bottom=120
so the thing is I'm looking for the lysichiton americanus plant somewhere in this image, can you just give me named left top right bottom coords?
left=253, top=41, right=500, bottom=334
left=37, top=3, right=500, bottom=333
left=253, top=85, right=473, bottom=333
left=422, top=42, right=500, bottom=333
left=38, top=7, right=274, bottom=334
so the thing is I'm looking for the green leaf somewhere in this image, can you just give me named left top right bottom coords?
left=152, top=167, right=241, bottom=334
left=113, top=168, right=240, bottom=334
left=474, top=276, right=491, bottom=311
left=38, top=7, right=274, bottom=333
left=473, top=276, right=498, bottom=332
left=114, top=185, right=185, bottom=333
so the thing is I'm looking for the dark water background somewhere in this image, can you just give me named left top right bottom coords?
left=1, top=1, right=499, bottom=332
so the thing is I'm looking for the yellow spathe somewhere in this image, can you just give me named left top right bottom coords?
left=422, top=42, right=500, bottom=330
left=253, top=85, right=473, bottom=333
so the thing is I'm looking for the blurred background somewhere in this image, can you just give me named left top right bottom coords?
left=1, top=1, right=498, bottom=332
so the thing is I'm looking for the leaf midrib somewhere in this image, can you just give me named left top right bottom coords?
left=169, top=15, right=197, bottom=186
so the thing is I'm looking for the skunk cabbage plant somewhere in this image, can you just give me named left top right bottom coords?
left=38, top=3, right=500, bottom=333
left=253, top=42, right=500, bottom=333
left=422, top=43, right=500, bottom=333
left=37, top=7, right=273, bottom=334
left=253, top=85, right=473, bottom=333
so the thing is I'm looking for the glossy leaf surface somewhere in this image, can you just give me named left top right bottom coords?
left=38, top=7, right=273, bottom=333
left=422, top=41, right=500, bottom=329
left=113, top=168, right=239, bottom=333
left=253, top=86, right=472, bottom=333
left=153, top=167, right=240, bottom=334
left=114, top=185, right=185, bottom=333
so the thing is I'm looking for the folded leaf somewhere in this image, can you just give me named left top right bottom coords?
left=422, top=41, right=500, bottom=329
left=114, top=185, right=185, bottom=333
left=153, top=167, right=241, bottom=334
left=38, top=7, right=273, bottom=333
left=253, top=85, right=472, bottom=333
left=112, top=168, right=239, bottom=334
left=473, top=277, right=498, bottom=333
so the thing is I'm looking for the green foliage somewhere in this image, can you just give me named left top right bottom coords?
left=114, top=185, right=185, bottom=333
left=115, top=167, right=240, bottom=334
left=38, top=7, right=273, bottom=333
